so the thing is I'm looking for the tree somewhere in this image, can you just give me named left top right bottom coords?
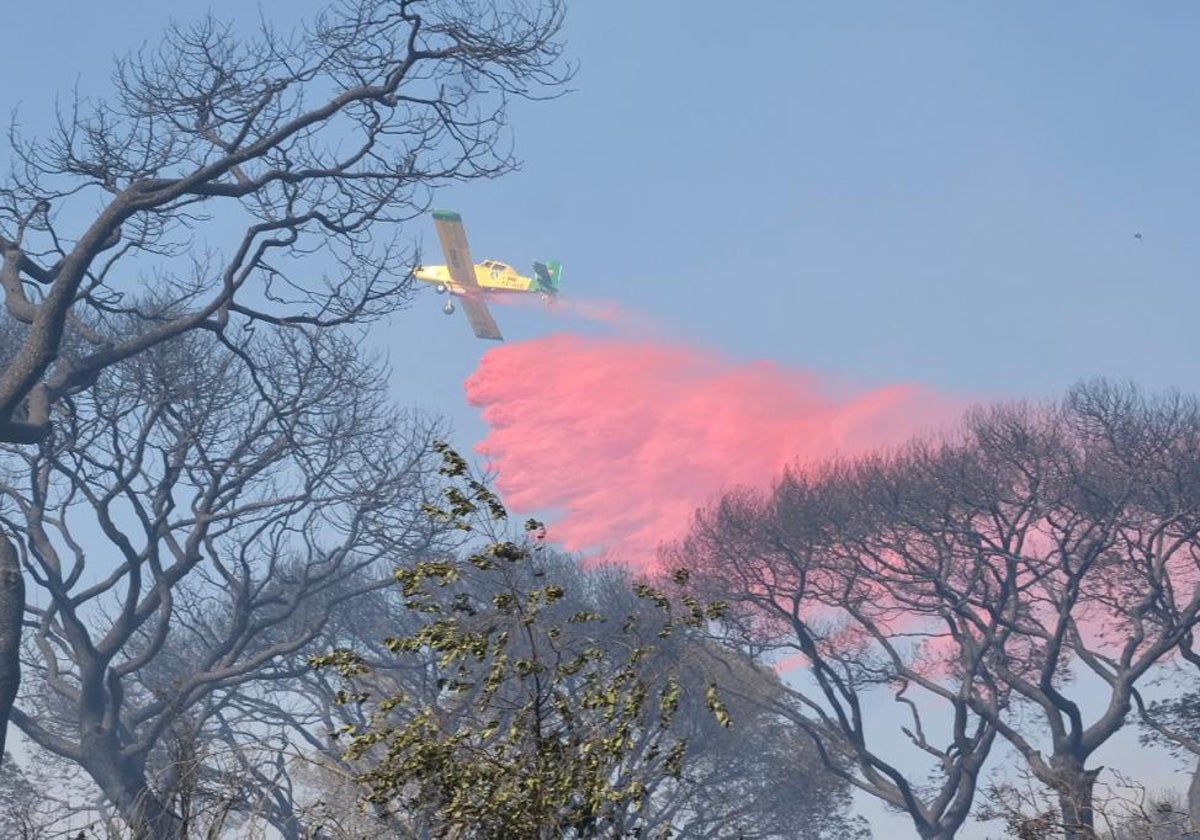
left=0, top=0, right=570, bottom=772
left=908, top=383, right=1200, bottom=839
left=675, top=480, right=999, bottom=840
left=682, top=380, right=1200, bottom=840
left=636, top=638, right=869, bottom=840
left=313, top=447, right=858, bottom=840
left=0, top=535, right=21, bottom=764
left=0, top=755, right=43, bottom=839
left=0, top=0, right=568, bottom=445
left=1103, top=788, right=1196, bottom=840
left=0, top=325, right=452, bottom=839
left=1135, top=684, right=1200, bottom=832
left=0, top=747, right=107, bottom=839
left=979, top=772, right=1196, bottom=840
left=271, top=558, right=866, bottom=839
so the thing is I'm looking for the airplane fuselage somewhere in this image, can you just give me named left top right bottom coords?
left=419, top=208, right=562, bottom=340
left=413, top=260, right=541, bottom=295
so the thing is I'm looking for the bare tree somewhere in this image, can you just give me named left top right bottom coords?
left=0, top=0, right=570, bottom=769
left=0, top=0, right=568, bottom=444
left=0, top=326, right=452, bottom=839
left=675, top=477, right=999, bottom=840
left=642, top=636, right=869, bottom=840
left=0, top=316, right=26, bottom=762
left=128, top=580, right=448, bottom=839
left=0, top=754, right=43, bottom=839
left=980, top=771, right=1197, bottom=840
left=911, top=383, right=1200, bottom=839
left=682, top=379, right=1200, bottom=840
left=1133, top=677, right=1200, bottom=832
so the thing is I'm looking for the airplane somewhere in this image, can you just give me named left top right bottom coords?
left=412, top=209, right=562, bottom=341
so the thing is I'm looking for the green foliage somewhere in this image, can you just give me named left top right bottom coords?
left=310, top=443, right=728, bottom=839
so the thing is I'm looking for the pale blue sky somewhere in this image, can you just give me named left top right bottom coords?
left=457, top=2, right=1200, bottom=397
left=6, top=2, right=1198, bottom=431
left=4, top=3, right=1199, bottom=834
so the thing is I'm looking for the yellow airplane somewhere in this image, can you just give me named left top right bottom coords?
left=413, top=209, right=562, bottom=341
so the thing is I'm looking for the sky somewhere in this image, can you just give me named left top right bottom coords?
left=5, top=3, right=1198, bottom=416
left=4, top=1, right=1200, bottom=835
left=440, top=1, right=1200, bottom=394
left=440, top=1, right=1200, bottom=563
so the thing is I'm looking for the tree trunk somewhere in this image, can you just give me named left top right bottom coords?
left=919, top=829, right=963, bottom=840
left=0, top=534, right=23, bottom=769
left=84, top=752, right=183, bottom=840
left=1187, top=756, right=1200, bottom=837
left=1054, top=764, right=1101, bottom=840
left=121, top=786, right=184, bottom=840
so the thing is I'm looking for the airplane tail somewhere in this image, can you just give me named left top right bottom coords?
left=533, top=260, right=563, bottom=294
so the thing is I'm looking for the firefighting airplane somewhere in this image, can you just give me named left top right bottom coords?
left=412, top=209, right=562, bottom=341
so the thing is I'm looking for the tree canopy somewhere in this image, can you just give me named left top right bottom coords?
left=678, top=380, right=1200, bottom=840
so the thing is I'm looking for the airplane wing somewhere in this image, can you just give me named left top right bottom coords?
left=433, top=209, right=479, bottom=289
left=459, top=294, right=504, bottom=341
left=432, top=209, right=504, bottom=341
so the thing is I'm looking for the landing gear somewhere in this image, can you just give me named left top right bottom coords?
left=443, top=300, right=455, bottom=315
left=435, top=283, right=448, bottom=294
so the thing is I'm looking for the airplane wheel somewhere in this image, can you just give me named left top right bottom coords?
left=436, top=284, right=447, bottom=294
left=443, top=301, right=455, bottom=315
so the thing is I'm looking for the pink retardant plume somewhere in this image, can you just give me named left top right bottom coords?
left=465, top=334, right=959, bottom=573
